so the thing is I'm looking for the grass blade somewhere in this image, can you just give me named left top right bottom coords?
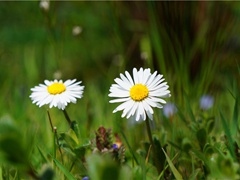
left=120, top=130, right=139, bottom=165
left=162, top=148, right=183, bottom=180
left=219, top=109, right=236, bottom=160
left=37, top=146, right=48, bottom=164
left=52, top=157, right=76, bottom=180
left=177, top=108, right=188, bottom=125
left=232, top=96, right=239, bottom=136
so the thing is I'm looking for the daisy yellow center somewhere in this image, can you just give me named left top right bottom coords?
left=130, top=84, right=149, bottom=101
left=47, top=83, right=66, bottom=95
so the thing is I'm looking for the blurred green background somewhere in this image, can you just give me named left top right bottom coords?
left=0, top=1, right=240, bottom=179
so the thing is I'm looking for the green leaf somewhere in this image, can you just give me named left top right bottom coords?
left=60, top=129, right=79, bottom=150
left=189, top=168, right=201, bottom=180
left=153, top=137, right=166, bottom=174
left=206, top=118, right=215, bottom=133
left=182, top=138, right=192, bottom=153
left=191, top=149, right=209, bottom=166
left=162, top=148, right=183, bottom=180
left=196, top=128, right=207, bottom=150
left=157, top=153, right=179, bottom=180
left=231, top=97, right=239, bottom=136
left=71, top=121, right=80, bottom=139
left=52, top=157, right=76, bottom=180
left=219, top=109, right=236, bottom=160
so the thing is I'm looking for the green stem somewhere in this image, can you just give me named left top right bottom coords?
left=63, top=109, right=72, bottom=126
left=145, top=117, right=162, bottom=174
left=47, top=110, right=54, bottom=131
left=146, top=117, right=154, bottom=146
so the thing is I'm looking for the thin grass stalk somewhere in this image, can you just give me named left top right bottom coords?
left=47, top=111, right=64, bottom=164
left=52, top=126, right=56, bottom=169
left=120, top=129, right=139, bottom=165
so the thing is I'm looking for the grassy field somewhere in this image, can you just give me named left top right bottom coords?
left=0, top=1, right=240, bottom=180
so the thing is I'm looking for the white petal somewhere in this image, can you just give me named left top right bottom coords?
left=149, top=97, right=166, bottom=104
left=122, top=100, right=135, bottom=118
left=146, top=110, right=153, bottom=120
left=149, top=81, right=167, bottom=90
left=64, top=79, right=76, bottom=86
left=142, top=68, right=151, bottom=85
left=146, top=71, right=157, bottom=86
left=114, top=78, right=131, bottom=90
left=109, top=90, right=130, bottom=97
left=135, top=102, right=145, bottom=121
left=148, top=74, right=163, bottom=89
left=113, top=99, right=132, bottom=113
left=142, top=100, right=154, bottom=114
left=109, top=97, right=131, bottom=103
left=126, top=102, right=138, bottom=119
left=138, top=68, right=143, bottom=83
left=44, top=80, right=53, bottom=86
left=133, top=68, right=139, bottom=84
left=149, top=90, right=170, bottom=97
left=125, top=71, right=134, bottom=86
left=120, top=73, right=132, bottom=88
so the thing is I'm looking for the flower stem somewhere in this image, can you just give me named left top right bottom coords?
left=146, top=117, right=154, bottom=146
left=47, top=110, right=54, bottom=131
left=145, top=117, right=162, bottom=174
left=63, top=109, right=72, bottom=126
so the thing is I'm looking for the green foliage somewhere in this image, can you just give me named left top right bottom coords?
left=162, top=149, right=183, bottom=180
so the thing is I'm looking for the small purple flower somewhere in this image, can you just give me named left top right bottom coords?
left=112, top=144, right=118, bottom=149
left=82, top=176, right=89, bottom=180
left=163, top=102, right=177, bottom=118
left=200, top=95, right=214, bottom=110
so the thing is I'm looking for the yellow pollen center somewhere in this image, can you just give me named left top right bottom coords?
left=47, top=83, right=66, bottom=95
left=130, top=84, right=149, bottom=101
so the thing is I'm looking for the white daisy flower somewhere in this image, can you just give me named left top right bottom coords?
left=30, top=79, right=84, bottom=110
left=109, top=68, right=171, bottom=121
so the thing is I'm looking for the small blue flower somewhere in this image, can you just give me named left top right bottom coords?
left=82, top=176, right=89, bottom=180
left=200, top=95, right=214, bottom=110
left=163, top=102, right=177, bottom=118
left=112, top=144, right=118, bottom=149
